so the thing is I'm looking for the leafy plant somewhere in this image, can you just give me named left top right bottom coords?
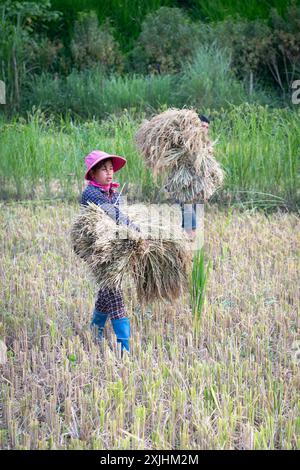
left=0, top=0, right=61, bottom=112
left=129, top=6, right=207, bottom=74
left=27, top=35, right=64, bottom=74
left=70, top=10, right=124, bottom=73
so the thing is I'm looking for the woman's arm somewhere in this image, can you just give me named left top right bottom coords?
left=81, top=188, right=140, bottom=232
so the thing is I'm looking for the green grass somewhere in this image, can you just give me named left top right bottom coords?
left=22, top=45, right=264, bottom=120
left=0, top=103, right=299, bottom=211
left=210, top=103, right=300, bottom=211
left=22, top=69, right=178, bottom=120
left=0, top=109, right=156, bottom=201
left=177, top=45, right=248, bottom=110
left=190, top=247, right=211, bottom=319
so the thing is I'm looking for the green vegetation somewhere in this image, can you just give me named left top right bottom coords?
left=21, top=44, right=266, bottom=118
left=1, top=104, right=299, bottom=211
left=50, top=0, right=293, bottom=49
left=0, top=1, right=299, bottom=116
left=23, top=69, right=177, bottom=119
left=190, top=247, right=211, bottom=319
left=211, top=104, right=300, bottom=211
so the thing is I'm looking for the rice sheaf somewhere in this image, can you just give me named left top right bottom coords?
left=70, top=202, right=193, bottom=305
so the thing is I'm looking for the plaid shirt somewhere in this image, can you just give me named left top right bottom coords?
left=80, top=184, right=131, bottom=318
left=80, top=184, right=140, bottom=232
left=95, top=286, right=126, bottom=318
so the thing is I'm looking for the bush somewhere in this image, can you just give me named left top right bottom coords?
left=267, top=5, right=300, bottom=95
left=70, top=10, right=124, bottom=74
left=27, top=35, right=64, bottom=74
left=177, top=44, right=248, bottom=110
left=128, top=6, right=207, bottom=74
left=208, top=4, right=300, bottom=97
left=209, top=17, right=271, bottom=90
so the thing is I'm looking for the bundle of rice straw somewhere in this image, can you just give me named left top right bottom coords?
left=135, top=107, right=224, bottom=202
left=70, top=202, right=192, bottom=305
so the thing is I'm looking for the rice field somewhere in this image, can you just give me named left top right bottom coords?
left=0, top=202, right=299, bottom=450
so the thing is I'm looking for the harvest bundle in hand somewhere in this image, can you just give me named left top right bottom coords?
left=71, top=202, right=192, bottom=304
left=135, top=108, right=224, bottom=202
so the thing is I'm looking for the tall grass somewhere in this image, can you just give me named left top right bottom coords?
left=23, top=69, right=177, bottom=119
left=211, top=103, right=300, bottom=211
left=177, top=45, right=248, bottom=110
left=21, top=45, right=272, bottom=119
left=189, top=248, right=211, bottom=320
left=0, top=104, right=299, bottom=211
left=0, top=109, right=156, bottom=201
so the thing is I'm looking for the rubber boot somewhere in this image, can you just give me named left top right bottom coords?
left=111, top=317, right=130, bottom=355
left=90, top=308, right=109, bottom=341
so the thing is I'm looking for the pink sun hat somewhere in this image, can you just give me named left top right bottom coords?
left=84, top=150, right=127, bottom=180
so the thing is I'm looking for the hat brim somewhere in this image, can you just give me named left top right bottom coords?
left=85, top=154, right=127, bottom=180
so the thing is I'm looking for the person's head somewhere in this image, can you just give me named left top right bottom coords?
left=198, top=114, right=210, bottom=135
left=84, top=150, right=127, bottom=181
left=89, top=157, right=114, bottom=185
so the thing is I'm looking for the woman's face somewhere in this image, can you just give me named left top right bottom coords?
left=201, top=122, right=209, bottom=135
left=90, top=159, right=114, bottom=184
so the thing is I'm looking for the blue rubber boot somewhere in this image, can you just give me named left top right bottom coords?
left=111, top=317, right=130, bottom=354
left=90, top=308, right=109, bottom=341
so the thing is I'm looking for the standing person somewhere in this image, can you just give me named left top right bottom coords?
left=80, top=150, right=140, bottom=355
left=180, top=114, right=211, bottom=240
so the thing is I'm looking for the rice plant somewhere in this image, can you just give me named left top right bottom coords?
left=1, top=104, right=299, bottom=211
left=189, top=247, right=211, bottom=319
left=210, top=103, right=300, bottom=211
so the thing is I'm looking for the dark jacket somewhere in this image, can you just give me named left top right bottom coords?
left=80, top=185, right=140, bottom=232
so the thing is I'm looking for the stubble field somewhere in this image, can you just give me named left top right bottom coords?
left=0, top=202, right=299, bottom=449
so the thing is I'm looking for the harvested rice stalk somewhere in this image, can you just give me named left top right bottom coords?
left=135, top=107, right=224, bottom=202
left=71, top=202, right=192, bottom=304
left=164, top=153, right=225, bottom=202
left=135, top=108, right=211, bottom=174
left=135, top=108, right=211, bottom=168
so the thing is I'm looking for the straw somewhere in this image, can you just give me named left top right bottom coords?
left=71, top=202, right=192, bottom=304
